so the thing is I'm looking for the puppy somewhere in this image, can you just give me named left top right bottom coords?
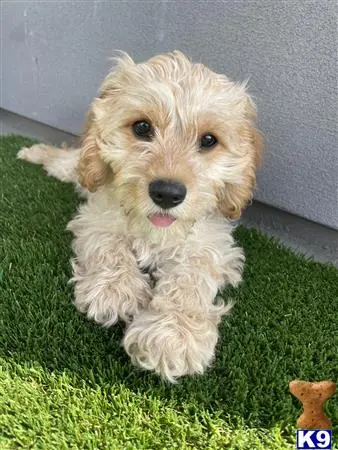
left=18, top=51, right=263, bottom=382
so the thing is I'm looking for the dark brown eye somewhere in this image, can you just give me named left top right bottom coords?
left=200, top=133, right=218, bottom=150
left=132, top=120, right=153, bottom=140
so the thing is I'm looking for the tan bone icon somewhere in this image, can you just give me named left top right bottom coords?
left=289, top=380, right=336, bottom=429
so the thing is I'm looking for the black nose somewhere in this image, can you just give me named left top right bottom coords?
left=148, top=179, right=187, bottom=209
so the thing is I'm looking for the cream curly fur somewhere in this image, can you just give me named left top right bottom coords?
left=18, top=51, right=263, bottom=382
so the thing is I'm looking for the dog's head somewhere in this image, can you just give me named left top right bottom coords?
left=78, top=51, right=263, bottom=232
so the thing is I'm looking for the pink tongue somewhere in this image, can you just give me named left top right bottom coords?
left=149, top=213, right=176, bottom=228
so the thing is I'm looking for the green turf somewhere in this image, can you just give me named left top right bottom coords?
left=0, top=134, right=337, bottom=449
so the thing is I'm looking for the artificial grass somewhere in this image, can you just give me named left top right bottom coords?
left=0, top=134, right=337, bottom=450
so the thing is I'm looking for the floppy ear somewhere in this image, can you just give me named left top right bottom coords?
left=77, top=53, right=135, bottom=192
left=218, top=103, right=264, bottom=219
left=77, top=109, right=112, bottom=192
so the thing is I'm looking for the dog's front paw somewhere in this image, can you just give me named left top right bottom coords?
left=123, top=310, right=219, bottom=382
left=74, top=278, right=152, bottom=327
left=72, top=260, right=152, bottom=327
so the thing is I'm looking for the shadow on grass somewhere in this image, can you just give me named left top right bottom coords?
left=1, top=136, right=337, bottom=435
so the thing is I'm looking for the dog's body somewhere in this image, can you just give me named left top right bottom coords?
left=18, top=51, right=262, bottom=382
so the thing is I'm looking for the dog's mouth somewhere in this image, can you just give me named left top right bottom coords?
left=148, top=213, right=176, bottom=228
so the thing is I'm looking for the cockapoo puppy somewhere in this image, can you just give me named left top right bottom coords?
left=18, top=51, right=263, bottom=382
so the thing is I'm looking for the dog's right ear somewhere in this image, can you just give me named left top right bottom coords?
left=77, top=109, right=111, bottom=192
left=77, top=53, right=135, bottom=192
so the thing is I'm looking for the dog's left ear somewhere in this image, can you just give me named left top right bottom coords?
left=218, top=99, right=264, bottom=219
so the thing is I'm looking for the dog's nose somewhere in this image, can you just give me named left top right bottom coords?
left=148, top=179, right=187, bottom=209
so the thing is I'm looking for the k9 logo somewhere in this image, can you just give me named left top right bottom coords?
left=296, top=430, right=332, bottom=449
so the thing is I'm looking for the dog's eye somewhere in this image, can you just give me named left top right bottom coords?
left=132, top=120, right=154, bottom=140
left=199, top=134, right=218, bottom=150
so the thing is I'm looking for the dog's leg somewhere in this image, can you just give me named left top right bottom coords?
left=68, top=212, right=152, bottom=327
left=18, top=144, right=81, bottom=184
left=123, top=237, right=244, bottom=382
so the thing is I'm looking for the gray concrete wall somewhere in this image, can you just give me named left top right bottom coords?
left=1, top=1, right=337, bottom=228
